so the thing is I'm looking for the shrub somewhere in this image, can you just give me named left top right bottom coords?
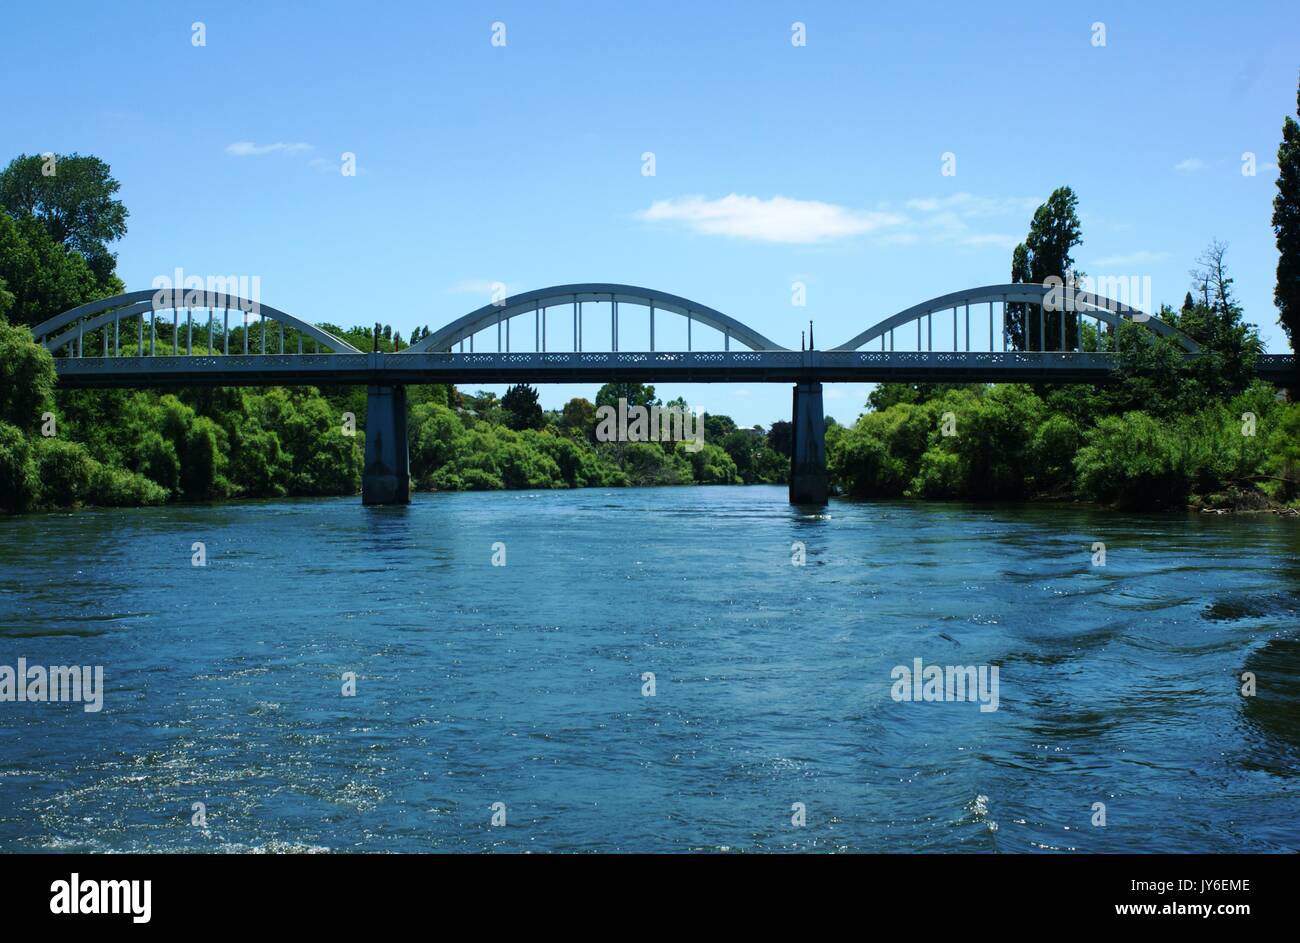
left=0, top=421, right=39, bottom=513
left=911, top=447, right=965, bottom=499
left=87, top=464, right=168, bottom=507
left=34, top=438, right=96, bottom=507
left=1074, top=412, right=1190, bottom=508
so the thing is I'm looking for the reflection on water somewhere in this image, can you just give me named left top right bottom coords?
left=1, top=487, right=1298, bottom=852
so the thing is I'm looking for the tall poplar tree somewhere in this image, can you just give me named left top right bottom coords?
left=1273, top=70, right=1300, bottom=352
left=1007, top=187, right=1083, bottom=351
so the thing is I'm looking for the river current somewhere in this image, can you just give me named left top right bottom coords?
left=1, top=486, right=1297, bottom=852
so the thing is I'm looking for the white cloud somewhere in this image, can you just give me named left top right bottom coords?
left=1174, top=158, right=1205, bottom=172
left=639, top=191, right=1037, bottom=250
left=225, top=141, right=315, bottom=158
left=639, top=194, right=905, bottom=244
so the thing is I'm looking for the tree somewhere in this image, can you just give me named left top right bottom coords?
left=502, top=384, right=544, bottom=430
left=1007, top=186, right=1083, bottom=351
left=0, top=153, right=128, bottom=285
left=1176, top=241, right=1260, bottom=397
left=0, top=421, right=40, bottom=512
left=766, top=419, right=792, bottom=457
left=1275, top=70, right=1300, bottom=352
left=0, top=318, right=56, bottom=430
left=560, top=397, right=597, bottom=439
left=0, top=211, right=100, bottom=326
left=1074, top=412, right=1192, bottom=509
left=703, top=412, right=736, bottom=441
left=595, top=382, right=658, bottom=410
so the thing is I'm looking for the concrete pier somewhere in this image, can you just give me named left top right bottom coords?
left=362, top=384, right=410, bottom=505
left=789, top=381, right=829, bottom=505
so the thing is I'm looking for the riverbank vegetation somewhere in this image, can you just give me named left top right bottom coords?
left=828, top=232, right=1299, bottom=511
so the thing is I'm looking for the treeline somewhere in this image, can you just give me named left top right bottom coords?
left=409, top=382, right=788, bottom=492
left=828, top=373, right=1299, bottom=510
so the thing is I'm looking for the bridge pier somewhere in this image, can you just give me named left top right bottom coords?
left=362, top=384, right=410, bottom=505
left=789, top=381, right=829, bottom=505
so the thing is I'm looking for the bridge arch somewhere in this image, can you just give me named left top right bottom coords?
left=829, top=283, right=1200, bottom=354
left=402, top=283, right=788, bottom=353
left=31, top=289, right=362, bottom=355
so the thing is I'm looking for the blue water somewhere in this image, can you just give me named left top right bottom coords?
left=1, top=486, right=1298, bottom=852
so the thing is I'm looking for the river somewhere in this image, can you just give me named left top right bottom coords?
left=1, top=486, right=1298, bottom=852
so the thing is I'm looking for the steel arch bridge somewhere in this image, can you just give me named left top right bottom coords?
left=29, top=281, right=1297, bottom=504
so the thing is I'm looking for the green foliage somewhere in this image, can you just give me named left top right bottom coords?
left=703, top=412, right=736, bottom=441
left=87, top=464, right=167, bottom=507
left=252, top=388, right=361, bottom=495
left=829, top=425, right=904, bottom=496
left=680, top=441, right=741, bottom=484
left=34, top=438, right=96, bottom=507
left=560, top=397, right=596, bottom=440
left=1030, top=413, right=1082, bottom=493
left=0, top=421, right=40, bottom=512
left=1074, top=412, right=1191, bottom=509
left=502, top=383, right=544, bottom=430
left=766, top=419, right=792, bottom=457
left=596, top=383, right=658, bottom=409
left=617, top=440, right=694, bottom=485
left=946, top=385, right=1044, bottom=498
left=409, top=402, right=465, bottom=486
left=912, top=447, right=965, bottom=499
left=128, top=428, right=181, bottom=495
left=0, top=211, right=101, bottom=327
left=0, top=152, right=128, bottom=284
left=0, top=316, right=56, bottom=429
left=1264, top=402, right=1300, bottom=503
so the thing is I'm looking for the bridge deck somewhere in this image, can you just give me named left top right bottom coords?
left=51, top=351, right=1297, bottom=388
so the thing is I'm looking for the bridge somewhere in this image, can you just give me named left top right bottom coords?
left=31, top=282, right=1296, bottom=506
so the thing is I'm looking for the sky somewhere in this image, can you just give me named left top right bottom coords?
left=2, top=1, right=1296, bottom=426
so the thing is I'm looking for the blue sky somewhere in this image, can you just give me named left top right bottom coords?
left=3, top=1, right=1296, bottom=425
